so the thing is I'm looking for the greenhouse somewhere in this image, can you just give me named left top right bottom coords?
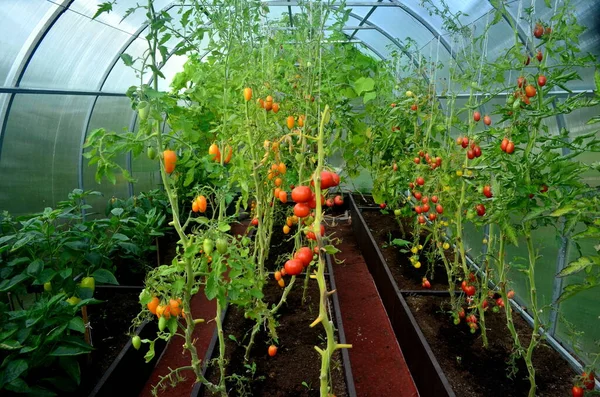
left=0, top=0, right=599, bottom=396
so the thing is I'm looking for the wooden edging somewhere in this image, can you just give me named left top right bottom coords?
left=348, top=194, right=456, bottom=397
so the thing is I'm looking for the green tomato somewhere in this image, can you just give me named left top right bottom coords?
left=203, top=239, right=214, bottom=256
left=80, top=276, right=95, bottom=292
left=295, top=153, right=304, bottom=163
left=158, top=316, right=167, bottom=332
left=138, top=101, right=150, bottom=120
left=66, top=296, right=81, bottom=305
left=43, top=281, right=52, bottom=292
left=132, top=336, right=142, bottom=350
left=147, top=146, right=157, bottom=160
left=394, top=209, right=402, bottom=216
left=216, top=238, right=228, bottom=255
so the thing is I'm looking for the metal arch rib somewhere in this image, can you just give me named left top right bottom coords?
left=0, top=0, right=75, bottom=164
left=78, top=1, right=180, bottom=194
left=348, top=0, right=383, bottom=41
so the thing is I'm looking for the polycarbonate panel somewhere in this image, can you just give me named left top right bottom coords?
left=102, top=38, right=148, bottom=92
left=555, top=232, right=600, bottom=365
left=264, top=6, right=290, bottom=22
left=0, top=95, right=92, bottom=215
left=0, top=0, right=54, bottom=86
left=70, top=0, right=172, bottom=35
left=354, top=29, right=396, bottom=59
left=561, top=103, right=600, bottom=187
left=401, top=0, right=492, bottom=35
left=420, top=39, right=452, bottom=93
left=369, top=6, right=435, bottom=49
left=83, top=97, right=132, bottom=214
left=157, top=54, right=189, bottom=91
left=502, top=226, right=561, bottom=324
left=21, top=9, right=131, bottom=90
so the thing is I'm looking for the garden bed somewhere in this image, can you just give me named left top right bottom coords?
left=349, top=194, right=578, bottom=396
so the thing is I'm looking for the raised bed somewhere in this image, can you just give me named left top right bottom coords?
left=349, top=194, right=581, bottom=396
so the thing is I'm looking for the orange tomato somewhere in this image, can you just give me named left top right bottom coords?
left=196, top=195, right=207, bottom=213
left=274, top=187, right=281, bottom=199
left=163, top=150, right=177, bottom=174
left=147, top=296, right=159, bottom=314
left=271, top=164, right=279, bottom=173
left=192, top=200, right=199, bottom=213
left=274, top=177, right=282, bottom=187
left=257, top=98, right=264, bottom=108
left=264, top=101, right=273, bottom=111
left=279, top=190, right=287, bottom=203
left=223, top=145, right=233, bottom=164
left=286, top=217, right=293, bottom=227
left=268, top=345, right=278, bottom=357
left=272, top=103, right=280, bottom=113
left=298, top=115, right=305, bottom=127
left=266, top=95, right=273, bottom=103
left=169, top=298, right=181, bottom=317
left=267, top=171, right=274, bottom=180
left=209, top=143, right=221, bottom=162
left=286, top=116, right=295, bottom=129
left=283, top=225, right=290, bottom=234
left=278, top=162, right=286, bottom=174
left=271, top=142, right=279, bottom=152
left=156, top=304, right=171, bottom=319
left=277, top=278, right=285, bottom=287
left=274, top=271, right=282, bottom=281
left=243, top=87, right=252, bottom=102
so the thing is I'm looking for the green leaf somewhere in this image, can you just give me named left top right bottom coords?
left=5, top=377, right=30, bottom=393
left=391, top=238, right=411, bottom=247
left=120, top=53, right=134, bottom=67
left=183, top=167, right=195, bottom=187
left=550, top=205, right=576, bottom=217
left=353, top=77, right=375, bottom=95
left=111, top=208, right=124, bottom=217
left=558, top=283, right=596, bottom=302
left=557, top=256, right=599, bottom=277
left=49, top=344, right=92, bottom=357
left=0, top=274, right=30, bottom=292
left=0, top=340, right=23, bottom=350
left=92, top=269, right=118, bottom=285
left=93, top=2, right=114, bottom=19
left=363, top=91, right=377, bottom=104
left=323, top=245, right=340, bottom=254
left=111, top=233, right=130, bottom=242
left=59, top=357, right=81, bottom=385
left=67, top=317, right=85, bottom=333
left=502, top=222, right=519, bottom=247
left=3, top=359, right=28, bottom=384
left=218, top=222, right=231, bottom=232
left=595, top=69, right=600, bottom=95
left=144, top=341, right=155, bottom=363
left=205, top=273, right=219, bottom=300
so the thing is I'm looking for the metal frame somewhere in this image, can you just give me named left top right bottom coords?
left=347, top=0, right=382, bottom=40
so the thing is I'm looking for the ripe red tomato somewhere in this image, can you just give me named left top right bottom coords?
left=436, top=204, right=443, bottom=214
left=540, top=184, right=548, bottom=193
left=334, top=195, right=344, bottom=206
left=500, top=137, right=509, bottom=152
left=380, top=203, right=387, bottom=209
left=393, top=163, right=399, bottom=171
left=414, top=192, right=422, bottom=200
left=294, top=247, right=313, bottom=267
left=418, top=215, right=426, bottom=224
left=473, top=111, right=481, bottom=122
left=538, top=75, right=547, bottom=87
left=517, top=76, right=526, bottom=88
left=474, top=146, right=482, bottom=158
left=572, top=386, right=584, bottom=397
left=429, top=213, right=437, bottom=221
left=458, top=308, right=466, bottom=319
left=414, top=157, right=421, bottom=164
left=462, top=137, right=469, bottom=148
left=411, top=104, right=417, bottom=111
left=467, top=149, right=475, bottom=160
left=524, top=55, right=531, bottom=66
left=409, top=182, right=415, bottom=189
left=483, top=115, right=492, bottom=126
left=416, top=177, right=425, bottom=186
left=431, top=196, right=439, bottom=203
left=536, top=50, right=543, bottom=62
left=251, top=218, right=259, bottom=226
left=318, top=171, right=335, bottom=189
left=476, top=204, right=486, bottom=217
left=418, top=150, right=425, bottom=157
left=294, top=203, right=310, bottom=218
left=422, top=278, right=431, bottom=289
left=483, top=185, right=492, bottom=198
left=422, top=203, right=430, bottom=213
left=326, top=198, right=334, bottom=207
left=415, top=206, right=423, bottom=214
left=292, top=186, right=312, bottom=203
left=268, top=345, right=278, bottom=357
left=506, top=141, right=515, bottom=154
left=496, top=297, right=505, bottom=308
left=466, top=286, right=476, bottom=297
left=421, top=196, right=429, bottom=204
left=435, top=157, right=442, bottom=167
left=534, top=23, right=544, bottom=38
left=583, top=371, right=595, bottom=390
left=507, top=290, right=515, bottom=299
left=331, top=172, right=340, bottom=186
left=284, top=259, right=304, bottom=276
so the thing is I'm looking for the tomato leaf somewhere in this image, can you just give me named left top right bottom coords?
left=550, top=205, right=576, bottom=217
left=120, top=53, right=134, bottom=67
left=144, top=341, right=155, bottom=363
left=557, top=256, right=599, bottom=277
left=184, top=167, right=195, bottom=187
left=92, top=2, right=115, bottom=19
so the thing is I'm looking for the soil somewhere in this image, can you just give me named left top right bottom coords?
left=202, top=279, right=349, bottom=397
left=77, top=288, right=141, bottom=395
left=405, top=295, right=575, bottom=397
left=333, top=220, right=418, bottom=397
left=361, top=209, right=452, bottom=291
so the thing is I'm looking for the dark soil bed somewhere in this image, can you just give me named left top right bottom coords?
left=77, top=289, right=141, bottom=395
left=202, top=278, right=348, bottom=397
left=405, top=295, right=575, bottom=397
left=361, top=209, right=451, bottom=291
